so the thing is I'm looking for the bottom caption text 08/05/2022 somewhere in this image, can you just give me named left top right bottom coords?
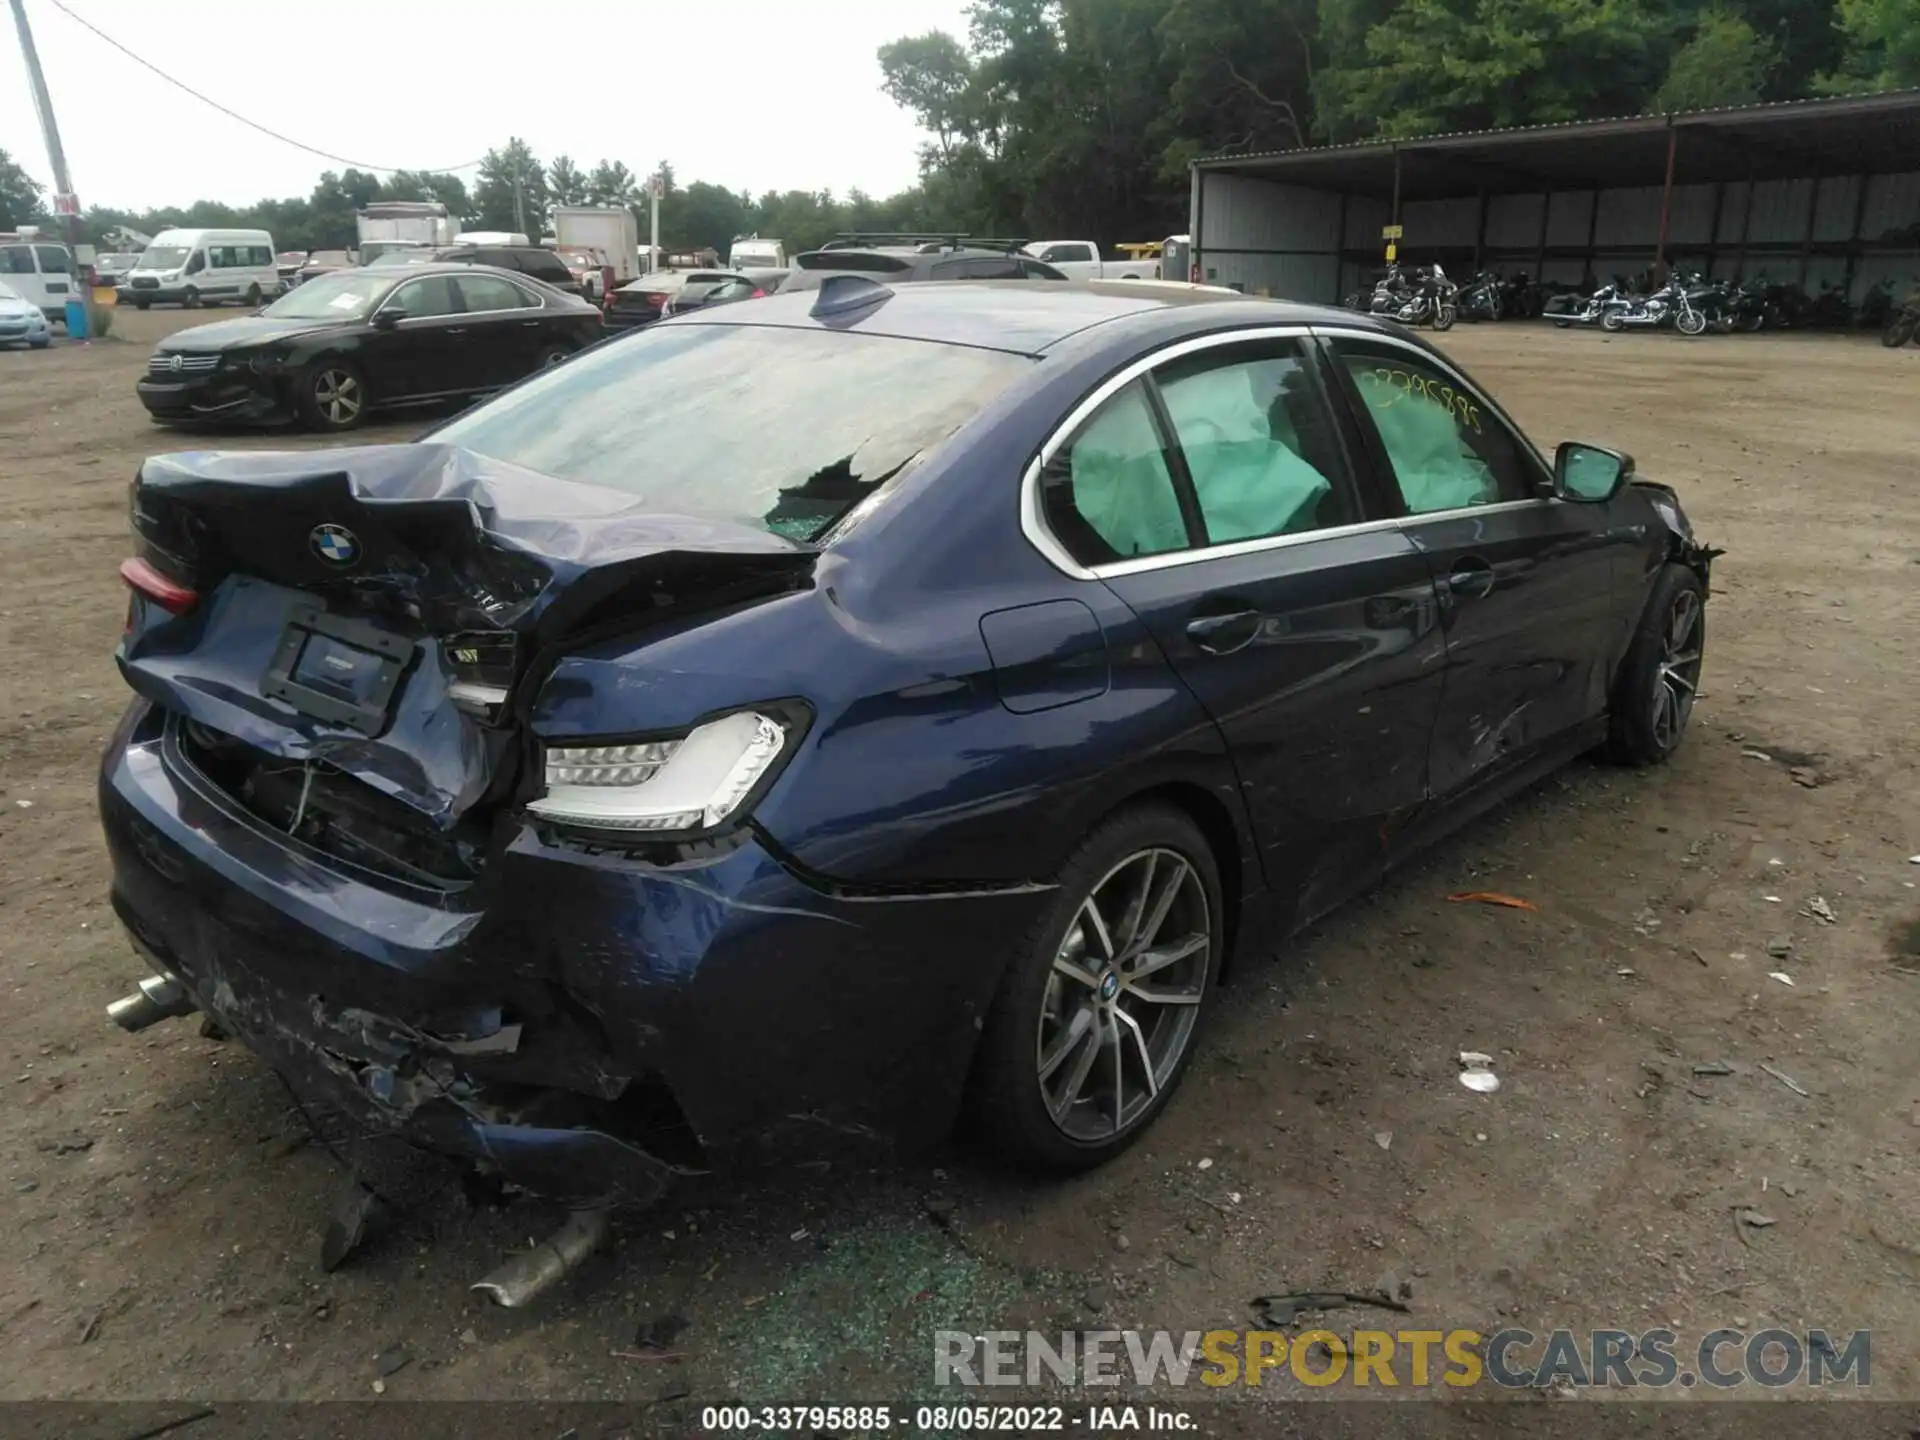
left=698, top=1403, right=1199, bottom=1433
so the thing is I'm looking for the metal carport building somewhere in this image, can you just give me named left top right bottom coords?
left=1186, top=90, right=1920, bottom=307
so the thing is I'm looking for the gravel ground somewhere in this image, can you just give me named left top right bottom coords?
left=1, top=307, right=1917, bottom=1425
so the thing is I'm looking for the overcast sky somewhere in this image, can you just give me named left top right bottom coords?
left=3, top=0, right=972, bottom=212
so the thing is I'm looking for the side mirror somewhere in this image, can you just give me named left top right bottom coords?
left=1553, top=442, right=1633, bottom=502
left=371, top=307, right=405, bottom=330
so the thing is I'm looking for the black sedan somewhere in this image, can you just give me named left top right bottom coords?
left=135, top=264, right=604, bottom=433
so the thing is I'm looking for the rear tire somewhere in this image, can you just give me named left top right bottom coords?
left=183, top=287, right=201, bottom=309
left=245, top=283, right=262, bottom=307
left=296, top=359, right=368, bottom=432
left=134, top=296, right=151, bottom=311
left=1608, top=565, right=1706, bottom=767
left=535, top=343, right=573, bottom=369
left=1882, top=314, right=1917, bottom=348
left=967, top=803, right=1223, bottom=1172
left=1601, top=308, right=1626, bottom=332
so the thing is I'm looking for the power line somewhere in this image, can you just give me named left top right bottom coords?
left=38, top=0, right=485, bottom=175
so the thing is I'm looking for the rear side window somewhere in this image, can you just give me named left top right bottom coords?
left=1039, top=380, right=1189, bottom=565
left=931, top=257, right=1024, bottom=280
left=1154, top=341, right=1359, bottom=541
left=1040, top=243, right=1095, bottom=264
left=34, top=246, right=70, bottom=274
left=455, top=274, right=532, bottom=312
left=516, top=251, right=573, bottom=283
left=431, top=326, right=1033, bottom=543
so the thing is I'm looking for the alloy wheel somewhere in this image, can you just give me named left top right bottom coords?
left=1652, top=589, right=1702, bottom=751
left=313, top=369, right=362, bottom=426
left=1036, top=847, right=1210, bottom=1143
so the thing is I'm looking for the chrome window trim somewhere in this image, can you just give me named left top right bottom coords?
left=1019, top=322, right=1564, bottom=582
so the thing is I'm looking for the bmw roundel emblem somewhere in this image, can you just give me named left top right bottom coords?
left=1100, top=970, right=1120, bottom=1002
left=310, top=523, right=359, bottom=566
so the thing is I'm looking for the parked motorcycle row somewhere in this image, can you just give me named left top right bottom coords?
left=1346, top=263, right=1920, bottom=346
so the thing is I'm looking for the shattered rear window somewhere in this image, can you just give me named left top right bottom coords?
left=429, top=324, right=1034, bottom=542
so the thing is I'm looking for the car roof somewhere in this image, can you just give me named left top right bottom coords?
left=670, top=278, right=1405, bottom=354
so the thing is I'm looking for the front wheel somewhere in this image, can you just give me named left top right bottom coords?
left=1609, top=565, right=1706, bottom=767
left=183, top=287, right=201, bottom=309
left=134, top=296, right=151, bottom=311
left=1882, top=313, right=1917, bottom=348
left=1431, top=304, right=1456, bottom=332
left=296, top=359, right=368, bottom=432
left=967, top=803, right=1223, bottom=1172
left=1677, top=308, right=1708, bottom=337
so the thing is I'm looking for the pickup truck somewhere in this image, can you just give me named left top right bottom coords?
left=1022, top=240, right=1158, bottom=280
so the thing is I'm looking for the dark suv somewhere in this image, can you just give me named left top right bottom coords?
left=381, top=244, right=585, bottom=296
left=782, top=245, right=1066, bottom=292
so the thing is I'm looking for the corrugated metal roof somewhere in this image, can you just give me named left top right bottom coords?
left=1193, top=88, right=1920, bottom=169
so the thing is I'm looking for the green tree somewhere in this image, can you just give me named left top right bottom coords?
left=1654, top=7, right=1778, bottom=109
left=382, top=170, right=476, bottom=221
left=0, top=148, right=44, bottom=230
left=586, top=160, right=641, bottom=208
left=1820, top=0, right=1920, bottom=89
left=548, top=155, right=588, bottom=207
left=879, top=30, right=982, bottom=166
left=1315, top=0, right=1666, bottom=139
left=474, top=139, right=549, bottom=235
left=671, top=181, right=753, bottom=255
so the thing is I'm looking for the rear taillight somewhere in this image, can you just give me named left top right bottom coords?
left=751, top=288, right=766, bottom=299
left=119, top=556, right=197, bottom=615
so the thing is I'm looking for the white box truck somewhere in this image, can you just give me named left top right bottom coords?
left=555, top=206, right=641, bottom=297
left=355, top=202, right=459, bottom=264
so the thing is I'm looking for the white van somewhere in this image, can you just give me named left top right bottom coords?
left=728, top=237, right=786, bottom=270
left=0, top=230, right=78, bottom=321
left=122, top=228, right=280, bottom=309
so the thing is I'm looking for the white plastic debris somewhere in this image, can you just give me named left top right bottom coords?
left=1196, top=1157, right=1214, bottom=1170
left=1769, top=972, right=1795, bottom=987
left=12, top=800, right=31, bottom=809
left=1803, top=896, right=1837, bottom=924
left=1458, top=1052, right=1501, bottom=1093
left=1373, top=1131, right=1393, bottom=1151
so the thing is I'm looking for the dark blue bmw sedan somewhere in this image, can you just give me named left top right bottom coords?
left=99, top=278, right=1717, bottom=1229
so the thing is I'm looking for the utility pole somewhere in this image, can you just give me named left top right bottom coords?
left=648, top=172, right=662, bottom=272
left=8, top=0, right=88, bottom=298
left=512, top=160, right=528, bottom=240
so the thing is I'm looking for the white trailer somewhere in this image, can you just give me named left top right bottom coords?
left=356, top=201, right=459, bottom=263
left=555, top=206, right=641, bottom=290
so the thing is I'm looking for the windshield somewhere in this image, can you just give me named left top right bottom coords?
left=432, top=325, right=1032, bottom=542
left=262, top=270, right=391, bottom=320
left=138, top=246, right=190, bottom=271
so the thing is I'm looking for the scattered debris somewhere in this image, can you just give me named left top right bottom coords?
left=1373, top=1131, right=1393, bottom=1151
left=37, top=1133, right=92, bottom=1156
left=459, top=1328, right=478, bottom=1346
left=1617, top=967, right=1637, bottom=977
left=375, top=1345, right=411, bottom=1378
left=15, top=1177, right=37, bottom=1193
left=1458, top=1052, right=1501, bottom=1093
left=1789, top=767, right=1820, bottom=788
left=1447, top=891, right=1537, bottom=911
left=1759, top=1062, right=1810, bottom=1097
left=1691, top=947, right=1711, bottom=967
left=1113, top=1233, right=1131, bottom=1253
left=1739, top=1211, right=1778, bottom=1229
left=922, top=1194, right=955, bottom=1229
left=115, top=1408, right=215, bottom=1440
left=634, top=1313, right=689, bottom=1353
left=262, top=1131, right=310, bottom=1161
left=319, top=1182, right=383, bottom=1273
left=1740, top=749, right=1772, bottom=762
left=1692, top=1062, right=1734, bottom=1077
left=79, top=1306, right=105, bottom=1344
left=1196, top=1158, right=1214, bottom=1171
left=1766, top=936, right=1794, bottom=958
left=1780, top=1182, right=1799, bottom=1198
left=1763, top=895, right=1783, bottom=903
left=1250, top=1289, right=1412, bottom=1327
left=789, top=1227, right=810, bottom=1242
left=13, top=799, right=32, bottom=809
left=1803, top=896, right=1837, bottom=925
left=1082, top=1284, right=1110, bottom=1313
left=1769, top=972, right=1795, bottom=987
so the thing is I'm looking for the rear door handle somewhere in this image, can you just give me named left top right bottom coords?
left=445, top=326, right=468, bottom=336
left=1446, top=560, right=1496, bottom=600
left=1185, top=610, right=1262, bottom=655
left=520, top=319, right=541, bottom=327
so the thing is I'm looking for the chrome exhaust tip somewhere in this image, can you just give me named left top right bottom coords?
left=107, top=973, right=197, bottom=1033
left=471, top=1207, right=612, bottom=1308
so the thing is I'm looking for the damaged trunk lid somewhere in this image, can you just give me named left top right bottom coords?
left=121, top=443, right=814, bottom=887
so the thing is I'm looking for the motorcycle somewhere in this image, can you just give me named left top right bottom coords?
left=1600, top=274, right=1710, bottom=336
left=1369, top=263, right=1457, bottom=330
left=1883, top=283, right=1920, bottom=348
left=1550, top=278, right=1624, bottom=327
left=1458, top=270, right=1504, bottom=322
